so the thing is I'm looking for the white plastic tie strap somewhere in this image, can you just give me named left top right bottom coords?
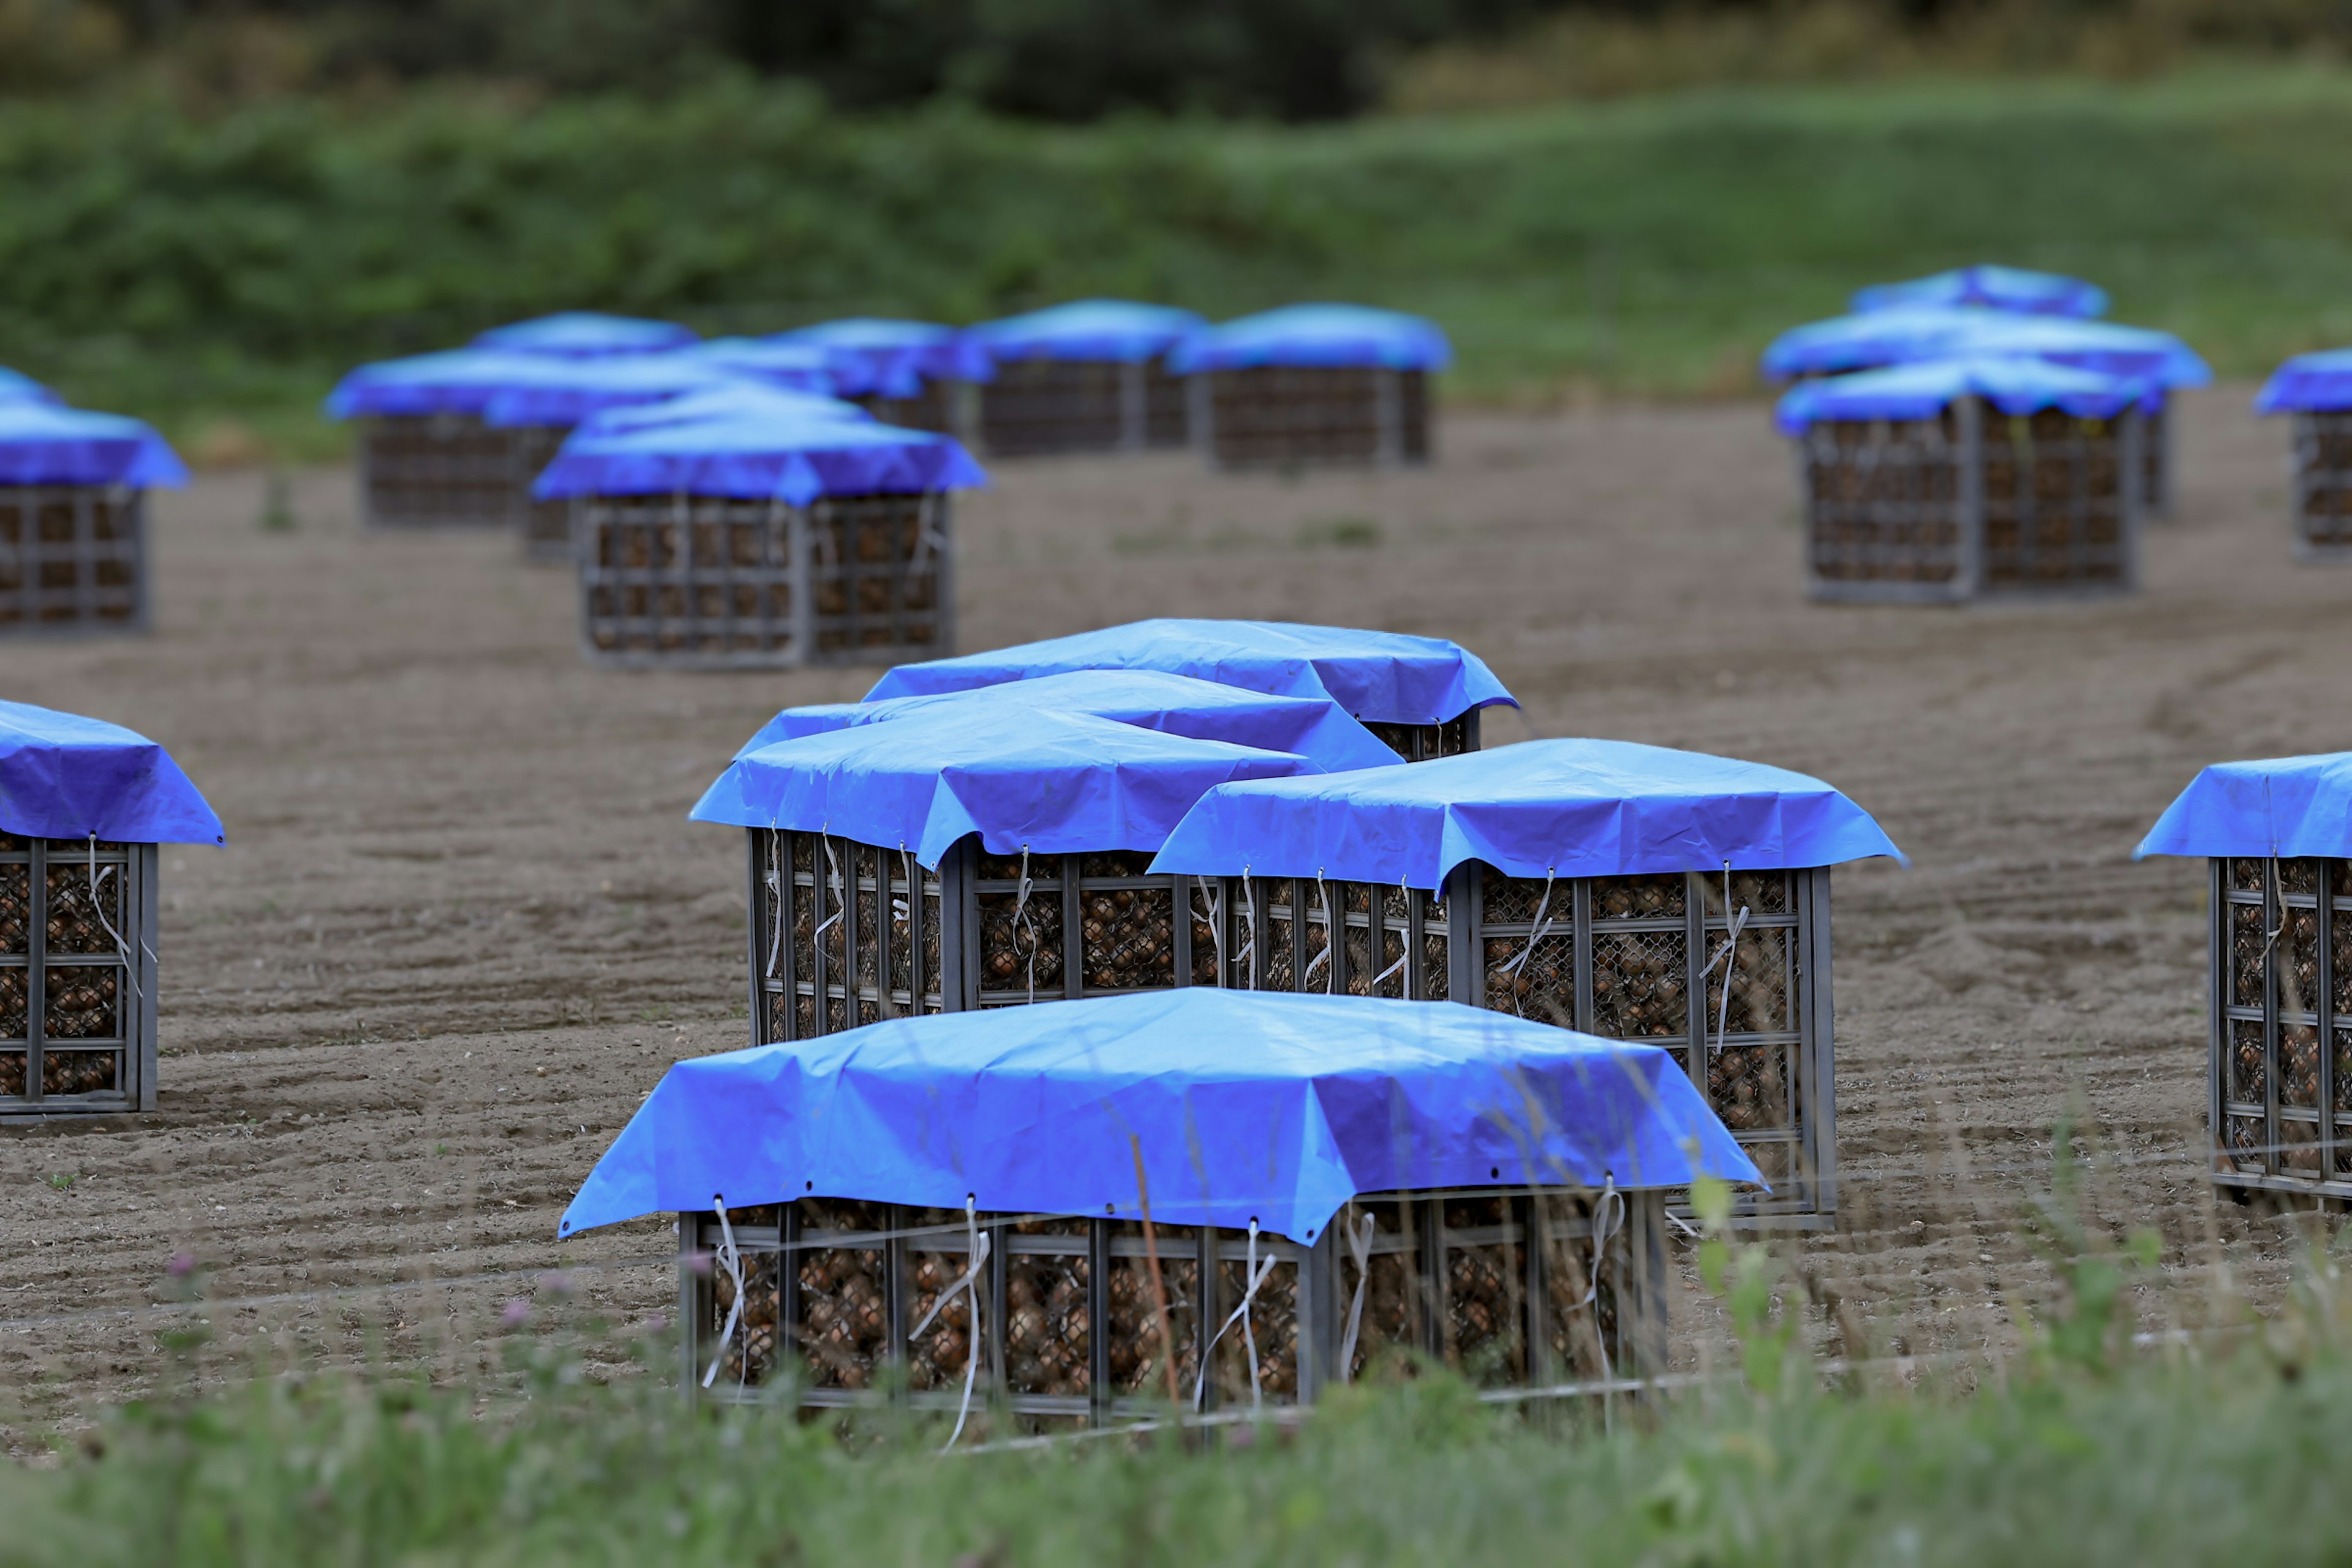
left=1499, top=869, right=1559, bottom=1017
left=813, top=833, right=846, bottom=947
left=1335, top=1210, right=1378, bottom=1384
left=764, top=834, right=786, bottom=978
left=1012, top=846, right=1039, bottom=1004
left=1301, top=873, right=1335, bottom=993
left=1368, top=880, right=1412, bottom=993
left=1234, top=870, right=1257, bottom=987
left=907, top=1196, right=992, bottom=1452
left=701, top=1197, right=749, bottom=1390
left=85, top=834, right=142, bottom=1001
left=1577, top=1177, right=1625, bottom=1384
left=1195, top=877, right=1226, bottom=979
left=1195, top=1219, right=1276, bottom=1411
left=1698, top=862, right=1751, bottom=1057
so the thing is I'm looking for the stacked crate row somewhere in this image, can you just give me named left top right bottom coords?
left=1760, top=265, right=2208, bottom=601
left=0, top=379, right=188, bottom=639
left=2255, top=352, right=2352, bottom=562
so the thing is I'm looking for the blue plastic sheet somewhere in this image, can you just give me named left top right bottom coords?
left=1762, top=307, right=2209, bottom=386
left=1167, top=304, right=1452, bottom=374
left=1850, top=265, right=2109, bottom=318
left=2136, top=753, right=2352, bottom=860
left=0, top=404, right=189, bottom=488
left=535, top=408, right=985, bottom=505
left=480, top=355, right=757, bottom=428
left=676, top=338, right=840, bottom=394
left=2255, top=350, right=2352, bottom=415
left=576, top=384, right=870, bottom=437
left=966, top=300, right=1206, bottom=363
left=771, top=319, right=996, bottom=397
left=322, top=349, right=576, bottom=421
left=0, top=700, right=222, bottom=844
left=735, top=669, right=1403, bottom=774
left=0, top=369, right=58, bottom=405
left=1150, top=738, right=1904, bottom=889
left=864, top=618, right=1516, bottom=727
left=690, top=706, right=1319, bottom=867
left=469, top=312, right=698, bottom=357
left=1775, top=358, right=2157, bottom=435
left=558, top=988, right=1763, bottom=1242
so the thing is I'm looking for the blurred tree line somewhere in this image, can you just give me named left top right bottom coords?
left=8, top=0, right=2351, bottom=118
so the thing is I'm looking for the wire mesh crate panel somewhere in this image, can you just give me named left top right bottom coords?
left=1363, top=715, right=1476, bottom=763
left=1254, top=878, right=1297, bottom=992
left=360, top=416, right=515, bottom=527
left=1979, top=412, right=2130, bottom=589
left=2141, top=401, right=2167, bottom=511
left=1105, top=1223, right=1204, bottom=1398
left=1141, top=360, right=1189, bottom=448
left=0, top=835, right=25, bottom=953
left=807, top=496, right=948, bottom=656
left=974, top=853, right=1066, bottom=1003
left=0, top=486, right=145, bottom=632
left=2226, top=1017, right=2265, bottom=1108
left=1004, top=1220, right=1091, bottom=1399
left=1533, top=1195, right=1635, bottom=1379
left=2294, top=413, right=2352, bottom=554
left=1207, top=368, right=1427, bottom=469
left=1074, top=853, right=1178, bottom=995
left=1699, top=872, right=1801, bottom=1132
left=0, top=835, right=149, bottom=1112
left=858, top=384, right=955, bottom=435
left=707, top=1244, right=785, bottom=1389
left=905, top=1207, right=984, bottom=1393
left=1211, top=1250, right=1302, bottom=1404
left=794, top=1199, right=895, bottom=1391
left=1186, top=879, right=1224, bottom=987
left=1801, top=417, right=1965, bottom=586
left=1437, top=1196, right=1528, bottom=1387
left=755, top=829, right=943, bottom=1042
left=1588, top=927, right=1689, bottom=1039
left=1335, top=1200, right=1428, bottom=1380
left=508, top=425, right=573, bottom=556
left=2207, top=855, right=2352, bottom=1188
left=978, top=359, right=1129, bottom=456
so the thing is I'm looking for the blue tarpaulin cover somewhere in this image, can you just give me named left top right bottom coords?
left=735, top=669, right=1404, bottom=774
left=1850, top=265, right=2109, bottom=318
left=967, top=300, right=1207, bottom=363
left=690, top=706, right=1319, bottom=867
left=0, top=404, right=189, bottom=488
left=863, top=618, right=1517, bottom=726
left=1167, top=305, right=1452, bottom=374
left=2135, top=753, right=2352, bottom=859
left=771, top=320, right=996, bottom=396
left=0, top=700, right=222, bottom=844
left=535, top=409, right=986, bottom=504
left=1150, top=738, right=1904, bottom=889
left=0, top=369, right=58, bottom=405
left=1762, top=307, right=2209, bottom=386
left=557, top=988, right=1764, bottom=1242
left=677, top=338, right=840, bottom=394
left=322, top=349, right=575, bottom=420
left=469, top=312, right=698, bottom=357
left=1775, top=358, right=2156, bottom=435
left=575, top=383, right=870, bottom=436
left=2255, top=351, right=2352, bottom=415
left=480, top=355, right=755, bottom=428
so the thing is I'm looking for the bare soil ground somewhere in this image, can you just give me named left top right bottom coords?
left=0, top=388, right=2333, bottom=1433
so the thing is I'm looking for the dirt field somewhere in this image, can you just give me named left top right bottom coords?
left=1, top=388, right=2334, bottom=1431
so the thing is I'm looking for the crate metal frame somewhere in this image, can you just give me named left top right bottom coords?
left=2289, top=412, right=2352, bottom=564
left=1798, top=399, right=2143, bottom=604
left=1211, top=865, right=1837, bottom=1226
left=977, top=358, right=1189, bottom=458
left=0, top=486, right=148, bottom=637
left=0, top=834, right=159, bottom=1119
left=2206, top=856, right=2352, bottom=1200
left=681, top=1185, right=1667, bottom=1418
left=1193, top=367, right=1431, bottom=471
left=578, top=491, right=954, bottom=672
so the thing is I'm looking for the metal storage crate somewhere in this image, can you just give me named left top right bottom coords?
left=1365, top=710, right=1480, bottom=763
left=511, top=424, right=575, bottom=560
left=856, top=382, right=976, bottom=442
left=747, top=831, right=1221, bottom=1040
left=2204, top=856, right=2352, bottom=1199
left=2290, top=413, right=2352, bottom=562
left=682, top=1184, right=1667, bottom=1419
left=1798, top=400, right=2143, bottom=603
left=0, top=486, right=148, bottom=636
left=0, top=833, right=159, bottom=1118
left=1196, top=368, right=1430, bottom=470
left=977, top=359, right=1188, bottom=457
left=578, top=492, right=952, bottom=671
left=1212, top=866, right=1836, bottom=1224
